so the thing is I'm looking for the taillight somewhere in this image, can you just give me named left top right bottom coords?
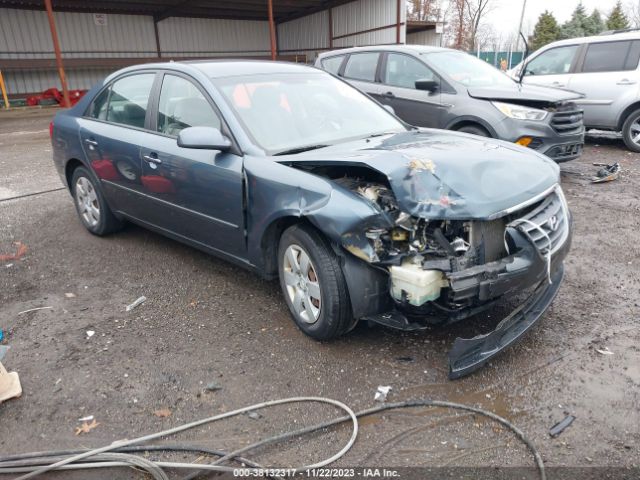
left=49, top=121, right=54, bottom=139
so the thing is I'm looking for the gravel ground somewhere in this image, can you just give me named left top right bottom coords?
left=0, top=108, right=638, bottom=479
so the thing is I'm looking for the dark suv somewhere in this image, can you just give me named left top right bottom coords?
left=316, top=45, right=585, bottom=162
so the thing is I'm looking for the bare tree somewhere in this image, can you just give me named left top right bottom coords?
left=408, top=0, right=443, bottom=22
left=628, top=0, right=640, bottom=27
left=466, top=0, right=494, bottom=51
left=443, top=0, right=494, bottom=51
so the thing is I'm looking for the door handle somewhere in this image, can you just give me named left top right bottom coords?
left=84, top=138, right=98, bottom=146
left=617, top=79, right=637, bottom=85
left=551, top=81, right=565, bottom=87
left=143, top=154, right=162, bottom=165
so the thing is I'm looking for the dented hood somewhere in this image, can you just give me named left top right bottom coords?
left=277, top=129, right=560, bottom=220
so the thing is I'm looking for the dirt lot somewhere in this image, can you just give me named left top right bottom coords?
left=0, top=108, right=638, bottom=478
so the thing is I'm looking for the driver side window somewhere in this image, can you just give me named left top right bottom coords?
left=526, top=45, right=579, bottom=76
left=157, top=74, right=221, bottom=137
left=384, top=53, right=436, bottom=89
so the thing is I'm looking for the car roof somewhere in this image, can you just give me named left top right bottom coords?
left=106, top=59, right=321, bottom=83
left=537, top=30, right=640, bottom=49
left=317, top=44, right=451, bottom=58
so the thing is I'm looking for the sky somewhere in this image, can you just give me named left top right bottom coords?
left=484, top=0, right=626, bottom=38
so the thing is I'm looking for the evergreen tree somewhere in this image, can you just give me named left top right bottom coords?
left=560, top=2, right=589, bottom=39
left=606, top=1, right=630, bottom=30
left=531, top=11, right=561, bottom=51
left=584, top=9, right=605, bottom=36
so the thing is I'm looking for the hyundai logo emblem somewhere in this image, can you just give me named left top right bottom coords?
left=548, top=215, right=559, bottom=232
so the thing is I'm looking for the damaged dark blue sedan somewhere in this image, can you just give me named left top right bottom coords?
left=50, top=61, right=571, bottom=378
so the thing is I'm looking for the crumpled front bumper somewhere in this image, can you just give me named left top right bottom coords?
left=363, top=225, right=572, bottom=379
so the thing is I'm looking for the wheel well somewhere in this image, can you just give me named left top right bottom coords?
left=617, top=102, right=640, bottom=131
left=64, top=159, right=84, bottom=190
left=261, top=216, right=312, bottom=277
left=450, top=121, right=492, bottom=136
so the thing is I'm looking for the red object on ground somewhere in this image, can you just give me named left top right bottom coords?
left=25, top=88, right=87, bottom=107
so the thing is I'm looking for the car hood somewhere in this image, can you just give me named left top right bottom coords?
left=467, top=83, right=583, bottom=105
left=277, top=129, right=560, bottom=220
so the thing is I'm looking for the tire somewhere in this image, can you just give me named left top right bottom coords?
left=278, top=224, right=353, bottom=340
left=621, top=109, right=640, bottom=152
left=70, top=166, right=124, bottom=236
left=456, top=124, right=490, bottom=137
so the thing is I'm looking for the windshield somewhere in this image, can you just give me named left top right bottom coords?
left=213, top=73, right=406, bottom=154
left=424, top=51, right=515, bottom=88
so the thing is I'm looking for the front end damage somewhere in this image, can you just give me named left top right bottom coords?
left=281, top=136, right=572, bottom=379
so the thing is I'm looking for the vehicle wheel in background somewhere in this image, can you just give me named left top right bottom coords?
left=621, top=109, right=640, bottom=152
left=278, top=224, right=353, bottom=340
left=71, top=166, right=124, bottom=236
left=455, top=124, right=490, bottom=137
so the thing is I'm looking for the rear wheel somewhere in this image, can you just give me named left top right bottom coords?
left=455, top=124, right=490, bottom=137
left=278, top=225, right=353, bottom=340
left=71, top=166, right=123, bottom=236
left=621, top=109, right=640, bottom=152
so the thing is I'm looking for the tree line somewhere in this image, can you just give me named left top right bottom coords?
left=530, top=1, right=630, bottom=51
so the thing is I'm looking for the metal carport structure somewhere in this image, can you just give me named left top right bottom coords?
left=0, top=0, right=407, bottom=106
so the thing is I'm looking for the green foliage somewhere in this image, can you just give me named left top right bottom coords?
left=560, top=2, right=589, bottom=39
left=531, top=10, right=561, bottom=51
left=584, top=9, right=604, bottom=36
left=606, top=1, right=630, bottom=30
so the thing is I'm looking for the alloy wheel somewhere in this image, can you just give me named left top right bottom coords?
left=75, top=176, right=100, bottom=227
left=282, top=244, right=322, bottom=324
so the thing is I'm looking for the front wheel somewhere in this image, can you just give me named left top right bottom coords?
left=622, top=109, right=640, bottom=152
left=455, top=124, right=490, bottom=137
left=278, top=225, right=353, bottom=340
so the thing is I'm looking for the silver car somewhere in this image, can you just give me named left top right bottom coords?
left=510, top=30, right=640, bottom=151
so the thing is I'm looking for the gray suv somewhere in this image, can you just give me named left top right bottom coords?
left=316, top=45, right=585, bottom=162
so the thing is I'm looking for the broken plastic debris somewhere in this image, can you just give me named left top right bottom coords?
left=78, top=415, right=94, bottom=422
left=374, top=385, right=392, bottom=402
left=126, top=296, right=147, bottom=312
left=0, top=242, right=28, bottom=262
left=86, top=330, right=95, bottom=339
left=205, top=381, right=222, bottom=392
left=595, top=347, right=614, bottom=355
left=65, top=292, right=76, bottom=298
left=549, top=415, right=575, bottom=438
left=247, top=411, right=261, bottom=420
left=591, top=162, right=621, bottom=183
left=0, top=347, right=22, bottom=405
left=0, top=330, right=3, bottom=342
left=75, top=419, right=99, bottom=435
left=153, top=408, right=172, bottom=418
left=17, top=306, right=53, bottom=315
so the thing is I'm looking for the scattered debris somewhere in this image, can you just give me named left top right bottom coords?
left=5, top=263, right=13, bottom=268
left=126, top=296, right=147, bottom=312
left=591, top=162, right=621, bottom=183
left=78, top=415, right=94, bottom=422
left=153, top=408, right=172, bottom=418
left=17, top=306, right=53, bottom=315
left=86, top=330, right=95, bottom=339
left=75, top=419, right=99, bottom=435
left=374, top=385, right=392, bottom=402
left=549, top=415, right=576, bottom=438
left=595, top=347, right=614, bottom=355
left=395, top=356, right=414, bottom=363
left=205, top=381, right=222, bottom=392
left=0, top=346, right=22, bottom=405
left=0, top=242, right=28, bottom=262
left=0, top=330, right=3, bottom=342
left=247, top=411, right=261, bottom=420
left=65, top=292, right=76, bottom=298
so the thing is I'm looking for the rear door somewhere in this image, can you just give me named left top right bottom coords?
left=340, top=51, right=386, bottom=102
left=79, top=72, right=156, bottom=218
left=568, top=39, right=640, bottom=128
left=521, top=44, right=581, bottom=90
left=137, top=72, right=246, bottom=258
left=379, top=52, right=443, bottom=128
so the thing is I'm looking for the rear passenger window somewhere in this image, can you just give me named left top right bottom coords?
left=88, top=87, right=110, bottom=120
left=106, top=74, right=155, bottom=128
left=344, top=53, right=380, bottom=82
left=322, top=55, right=345, bottom=75
left=157, top=74, right=221, bottom=136
left=582, top=41, right=640, bottom=73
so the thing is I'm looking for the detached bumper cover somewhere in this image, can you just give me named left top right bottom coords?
left=448, top=266, right=563, bottom=379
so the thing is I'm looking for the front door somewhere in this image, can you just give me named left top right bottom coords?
left=379, top=52, right=443, bottom=128
left=137, top=73, right=246, bottom=259
left=521, top=44, right=581, bottom=90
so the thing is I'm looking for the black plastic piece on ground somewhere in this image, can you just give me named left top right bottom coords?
left=549, top=414, right=576, bottom=438
left=448, top=266, right=564, bottom=380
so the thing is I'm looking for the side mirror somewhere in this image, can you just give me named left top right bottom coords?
left=383, top=104, right=396, bottom=115
left=177, top=126, right=231, bottom=151
left=415, top=79, right=439, bottom=94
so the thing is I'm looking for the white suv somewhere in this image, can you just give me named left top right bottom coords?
left=509, top=31, right=640, bottom=151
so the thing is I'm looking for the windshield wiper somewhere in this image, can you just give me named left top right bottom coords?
left=273, top=144, right=329, bottom=156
